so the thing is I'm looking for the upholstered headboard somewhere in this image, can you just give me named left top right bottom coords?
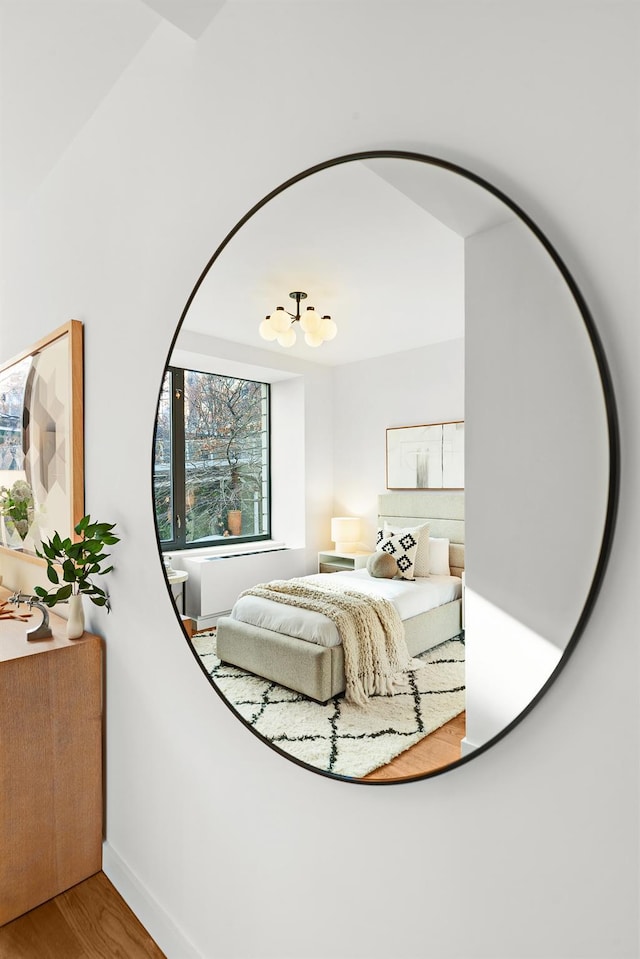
left=378, top=491, right=465, bottom=577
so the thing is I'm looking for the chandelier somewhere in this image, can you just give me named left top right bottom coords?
left=259, top=291, right=337, bottom=348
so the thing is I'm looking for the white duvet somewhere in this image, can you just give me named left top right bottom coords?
left=230, top=569, right=462, bottom=648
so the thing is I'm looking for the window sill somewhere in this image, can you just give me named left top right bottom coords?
left=167, top=541, right=287, bottom=563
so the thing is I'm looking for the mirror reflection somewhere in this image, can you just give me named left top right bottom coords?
left=153, top=154, right=613, bottom=782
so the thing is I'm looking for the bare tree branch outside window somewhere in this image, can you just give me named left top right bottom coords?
left=153, top=368, right=269, bottom=547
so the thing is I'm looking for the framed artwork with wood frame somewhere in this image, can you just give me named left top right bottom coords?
left=386, top=421, right=464, bottom=490
left=0, top=320, right=84, bottom=561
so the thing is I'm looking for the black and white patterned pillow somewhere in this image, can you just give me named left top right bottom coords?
left=376, top=528, right=418, bottom=580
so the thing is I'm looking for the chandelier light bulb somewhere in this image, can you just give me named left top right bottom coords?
left=270, top=307, right=292, bottom=333
left=304, top=330, right=323, bottom=348
left=300, top=306, right=320, bottom=334
left=319, top=316, right=337, bottom=341
left=277, top=327, right=297, bottom=348
left=259, top=317, right=278, bottom=341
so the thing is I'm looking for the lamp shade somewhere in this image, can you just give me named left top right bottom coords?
left=330, top=516, right=361, bottom=552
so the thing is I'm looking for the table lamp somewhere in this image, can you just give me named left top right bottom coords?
left=330, top=516, right=361, bottom=553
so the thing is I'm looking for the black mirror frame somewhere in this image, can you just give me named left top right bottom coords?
left=153, top=150, right=620, bottom=785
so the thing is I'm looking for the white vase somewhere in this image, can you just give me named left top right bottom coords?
left=67, top=594, right=85, bottom=639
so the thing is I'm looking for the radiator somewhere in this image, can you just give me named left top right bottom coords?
left=179, top=547, right=306, bottom=630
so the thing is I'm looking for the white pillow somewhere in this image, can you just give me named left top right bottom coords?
left=376, top=527, right=420, bottom=580
left=383, top=522, right=430, bottom=577
left=429, top=537, right=451, bottom=575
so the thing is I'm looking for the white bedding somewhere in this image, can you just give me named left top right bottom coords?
left=230, top=569, right=462, bottom=648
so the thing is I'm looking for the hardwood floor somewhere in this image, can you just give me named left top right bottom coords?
left=0, top=722, right=463, bottom=957
left=362, top=711, right=466, bottom=782
left=0, top=872, right=165, bottom=959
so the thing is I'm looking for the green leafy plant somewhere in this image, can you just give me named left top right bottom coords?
left=0, top=479, right=34, bottom=540
left=34, top=515, right=120, bottom=610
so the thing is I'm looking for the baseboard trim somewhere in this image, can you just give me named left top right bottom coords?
left=194, top=611, right=229, bottom=631
left=460, top=736, right=478, bottom=757
left=102, top=841, right=202, bottom=959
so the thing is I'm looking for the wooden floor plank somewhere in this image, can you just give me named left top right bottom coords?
left=0, top=898, right=84, bottom=959
left=0, top=873, right=165, bottom=959
left=362, top=711, right=466, bottom=782
left=57, top=873, right=166, bottom=959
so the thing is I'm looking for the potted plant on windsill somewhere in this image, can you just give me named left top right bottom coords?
left=34, top=515, right=120, bottom=638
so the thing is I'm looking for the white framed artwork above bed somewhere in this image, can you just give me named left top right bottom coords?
left=215, top=490, right=464, bottom=704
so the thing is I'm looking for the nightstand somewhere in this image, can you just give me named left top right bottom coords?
left=318, top=550, right=371, bottom=574
left=167, top=568, right=188, bottom=614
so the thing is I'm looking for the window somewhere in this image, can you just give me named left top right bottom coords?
left=153, top=366, right=270, bottom=549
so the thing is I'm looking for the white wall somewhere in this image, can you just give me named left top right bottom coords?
left=463, top=215, right=613, bottom=752
left=332, top=338, right=464, bottom=547
left=463, top=587, right=563, bottom=752
left=465, top=218, right=609, bottom=647
left=0, top=4, right=638, bottom=959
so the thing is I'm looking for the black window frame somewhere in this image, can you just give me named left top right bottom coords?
left=154, top=365, right=271, bottom=552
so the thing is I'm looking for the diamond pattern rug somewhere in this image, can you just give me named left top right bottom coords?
left=192, top=630, right=465, bottom=778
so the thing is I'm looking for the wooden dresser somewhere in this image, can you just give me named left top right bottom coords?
left=0, top=588, right=103, bottom=925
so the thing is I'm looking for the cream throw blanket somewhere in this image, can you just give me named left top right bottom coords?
left=240, top=578, right=418, bottom=706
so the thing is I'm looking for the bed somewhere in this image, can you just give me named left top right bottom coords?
left=216, top=491, right=464, bottom=703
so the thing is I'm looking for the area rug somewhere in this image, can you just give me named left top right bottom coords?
left=192, top=630, right=465, bottom=778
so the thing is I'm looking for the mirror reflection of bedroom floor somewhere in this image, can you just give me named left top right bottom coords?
left=191, top=626, right=465, bottom=783
left=362, top=711, right=465, bottom=782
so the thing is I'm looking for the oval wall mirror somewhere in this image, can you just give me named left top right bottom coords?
left=153, top=151, right=618, bottom=784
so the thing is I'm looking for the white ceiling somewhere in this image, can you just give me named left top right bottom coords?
left=139, top=0, right=225, bottom=38
left=0, top=0, right=228, bottom=213
left=0, top=1, right=515, bottom=370
left=176, top=157, right=515, bottom=368
left=364, top=157, right=514, bottom=238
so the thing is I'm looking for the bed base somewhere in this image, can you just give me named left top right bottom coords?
left=216, top=598, right=462, bottom=704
